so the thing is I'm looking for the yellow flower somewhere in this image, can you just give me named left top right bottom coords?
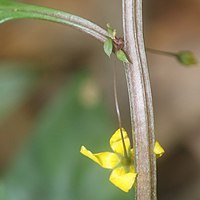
left=80, top=128, right=164, bottom=192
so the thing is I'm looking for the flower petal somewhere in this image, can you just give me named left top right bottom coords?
left=80, top=146, right=120, bottom=169
left=109, top=166, right=137, bottom=192
left=154, top=141, right=165, bottom=158
left=110, top=128, right=130, bottom=156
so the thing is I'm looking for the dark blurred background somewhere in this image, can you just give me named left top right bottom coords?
left=0, top=0, right=200, bottom=199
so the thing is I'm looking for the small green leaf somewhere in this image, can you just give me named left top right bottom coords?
left=103, top=38, right=113, bottom=57
left=116, top=50, right=129, bottom=63
left=176, top=51, right=197, bottom=66
left=106, top=24, right=116, bottom=39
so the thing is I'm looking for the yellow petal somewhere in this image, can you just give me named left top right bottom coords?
left=110, top=128, right=130, bottom=156
left=154, top=141, right=165, bottom=158
left=80, top=146, right=120, bottom=169
left=109, top=166, right=137, bottom=192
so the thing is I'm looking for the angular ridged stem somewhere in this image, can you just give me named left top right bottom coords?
left=122, top=0, right=157, bottom=199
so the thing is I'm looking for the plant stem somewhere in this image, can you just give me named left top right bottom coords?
left=122, top=0, right=157, bottom=199
left=146, top=48, right=176, bottom=57
left=0, top=1, right=108, bottom=43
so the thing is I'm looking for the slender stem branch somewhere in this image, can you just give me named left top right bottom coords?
left=112, top=61, right=128, bottom=159
left=146, top=48, right=176, bottom=56
left=122, top=0, right=157, bottom=199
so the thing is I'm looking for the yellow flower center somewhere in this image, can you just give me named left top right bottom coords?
left=121, top=156, right=132, bottom=166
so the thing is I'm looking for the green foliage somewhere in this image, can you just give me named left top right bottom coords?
left=104, top=38, right=113, bottom=57
left=2, top=71, right=134, bottom=200
left=116, top=50, right=129, bottom=63
left=106, top=24, right=116, bottom=39
left=0, top=182, right=5, bottom=200
left=0, top=63, right=37, bottom=123
left=176, top=51, right=197, bottom=66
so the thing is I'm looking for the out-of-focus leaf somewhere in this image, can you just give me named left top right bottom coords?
left=0, top=63, right=37, bottom=122
left=0, top=182, right=5, bottom=200
left=4, top=71, right=134, bottom=200
left=176, top=51, right=197, bottom=66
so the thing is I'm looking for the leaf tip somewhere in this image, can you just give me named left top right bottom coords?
left=116, top=50, right=129, bottom=63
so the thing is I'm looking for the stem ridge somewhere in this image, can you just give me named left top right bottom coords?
left=122, top=0, right=157, bottom=199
